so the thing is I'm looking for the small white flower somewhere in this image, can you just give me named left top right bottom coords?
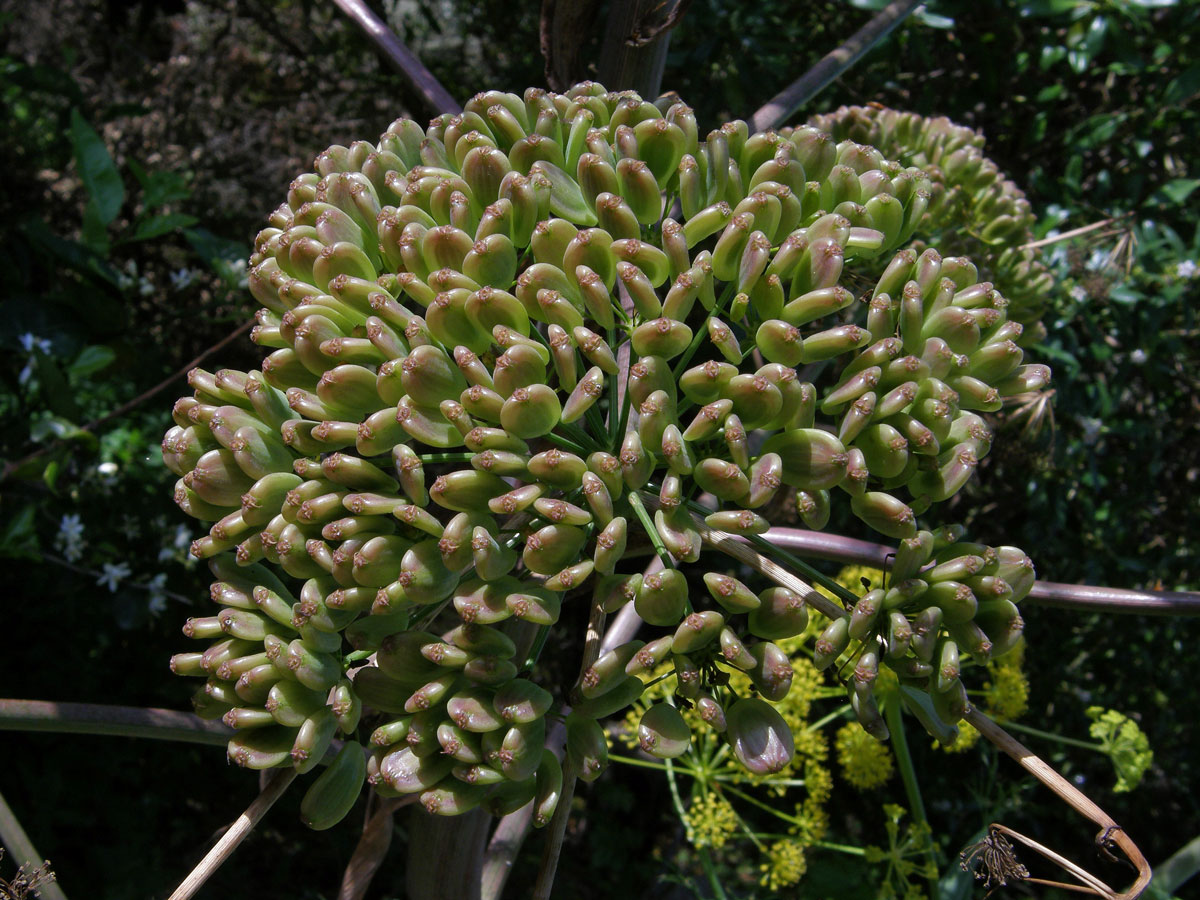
left=1176, top=259, right=1197, bottom=279
left=1130, top=348, right=1147, bottom=365
left=169, top=268, right=198, bottom=291
left=58, top=513, right=85, bottom=541
left=146, top=573, right=169, bottom=615
left=1069, top=284, right=1087, bottom=302
left=138, top=276, right=155, bottom=297
left=172, top=523, right=191, bottom=549
left=18, top=333, right=52, bottom=354
left=97, top=561, right=132, bottom=592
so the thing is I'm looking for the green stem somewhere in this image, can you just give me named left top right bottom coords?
left=806, top=702, right=853, bottom=732
left=523, top=624, right=552, bottom=672
left=543, top=430, right=591, bottom=456
left=1002, top=720, right=1104, bottom=753
left=418, top=452, right=475, bottom=464
left=672, top=281, right=739, bottom=378
left=627, top=491, right=674, bottom=569
left=812, top=840, right=869, bottom=856
left=742, top=531, right=858, bottom=607
left=558, top=420, right=601, bottom=453
left=719, top=784, right=803, bottom=828
left=698, top=847, right=729, bottom=900
left=883, top=695, right=938, bottom=894
left=609, top=753, right=675, bottom=774
left=0, top=699, right=231, bottom=746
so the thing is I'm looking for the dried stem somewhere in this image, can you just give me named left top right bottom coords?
left=0, top=699, right=232, bottom=746
left=329, top=0, right=461, bottom=116
left=166, top=767, right=298, bottom=900
left=1019, top=218, right=1118, bottom=251
left=966, top=708, right=1152, bottom=899
left=0, top=789, right=68, bottom=900
left=750, top=0, right=922, bottom=131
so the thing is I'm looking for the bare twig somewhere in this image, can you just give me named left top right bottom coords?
left=338, top=797, right=415, bottom=900
left=626, top=0, right=694, bottom=46
left=751, top=0, right=922, bottom=132
left=1019, top=218, right=1118, bottom=252
left=967, top=708, right=1152, bottom=900
left=0, top=321, right=251, bottom=483
left=167, top=767, right=298, bottom=900
left=0, top=699, right=232, bottom=746
left=329, top=0, right=461, bottom=116
left=0, top=790, right=68, bottom=900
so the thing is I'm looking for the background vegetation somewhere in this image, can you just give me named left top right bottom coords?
left=0, top=0, right=1196, bottom=896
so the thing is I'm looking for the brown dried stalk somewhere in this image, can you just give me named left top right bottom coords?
left=966, top=708, right=1152, bottom=899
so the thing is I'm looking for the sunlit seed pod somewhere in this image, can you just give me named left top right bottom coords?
left=451, top=761, right=506, bottom=786
left=634, top=703, right=691, bottom=759
left=527, top=448, right=588, bottom=490
left=454, top=576, right=522, bottom=625
left=580, top=640, right=646, bottom=699
left=746, top=641, right=793, bottom=702
left=471, top=526, right=519, bottom=581
left=723, top=374, right=783, bottom=430
left=572, top=672, right=645, bottom=720
left=703, top=509, right=769, bottom=536
left=637, top=389, right=674, bottom=450
left=265, top=678, right=327, bottom=728
left=470, top=448, right=529, bottom=479
left=594, top=571, right=642, bottom=614
left=619, top=431, right=655, bottom=490
left=381, top=746, right=454, bottom=794
left=634, top=568, right=689, bottom=627
left=544, top=560, right=596, bottom=591
left=790, top=235, right=845, bottom=298
left=530, top=218, right=578, bottom=270
left=754, top=319, right=804, bottom=367
left=681, top=200, right=733, bottom=247
left=947, top=618, right=993, bottom=662
left=578, top=471, right=615, bottom=527
left=592, top=517, right=628, bottom=575
left=930, top=678, right=967, bottom=728
left=848, top=685, right=889, bottom=742
left=628, top=354, right=677, bottom=407
left=227, top=727, right=296, bottom=770
left=670, top=611, right=726, bottom=655
left=976, top=599, right=1024, bottom=658
left=837, top=392, right=876, bottom=446
left=801, top=323, right=871, bottom=365
left=291, top=707, right=338, bottom=774
left=761, top=428, right=847, bottom=490
left=577, top=152, right=619, bottom=209
left=997, top=363, right=1051, bottom=397
left=908, top=444, right=977, bottom=503
left=744, top=452, right=782, bottom=509
left=629, top=316, right=692, bottom=359
left=813, top=616, right=851, bottom=670
left=585, top=451, right=623, bottom=498
left=711, top=212, right=756, bottom=282
left=726, top=697, right=794, bottom=775
left=521, top=523, right=588, bottom=576
left=690, top=458, right=749, bottom=504
left=494, top=343, right=550, bottom=398
left=284, top=639, right=343, bottom=692
left=848, top=589, right=884, bottom=641
left=700, top=572, right=758, bottom=615
left=490, top=680, right=553, bottom=726
left=679, top=399, right=730, bottom=443
left=679, top=360, right=736, bottom=406
left=660, top=424, right=696, bottom=476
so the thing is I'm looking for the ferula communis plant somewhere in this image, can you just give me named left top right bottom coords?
left=163, top=82, right=1049, bottom=829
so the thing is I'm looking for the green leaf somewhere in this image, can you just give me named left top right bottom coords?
left=0, top=504, right=40, bottom=560
left=69, top=108, right=125, bottom=225
left=1165, top=66, right=1200, bottom=105
left=68, top=344, right=116, bottom=379
left=30, top=415, right=96, bottom=448
left=128, top=213, right=199, bottom=242
left=1086, top=706, right=1153, bottom=792
left=1158, top=179, right=1200, bottom=206
left=128, top=159, right=191, bottom=209
left=32, top=350, right=81, bottom=420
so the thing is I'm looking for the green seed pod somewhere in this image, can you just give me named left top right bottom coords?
left=850, top=490, right=917, bottom=540
left=795, top=488, right=831, bottom=530
left=638, top=703, right=692, bottom=759
left=813, top=616, right=851, bottom=670
left=593, top=516, right=628, bottom=575
left=704, top=509, right=769, bottom=535
left=380, top=745, right=454, bottom=794
left=451, top=576, right=518, bottom=624
left=565, top=713, right=609, bottom=783
left=761, top=428, right=847, bottom=490
left=292, top=707, right=339, bottom=774
left=726, top=697, right=794, bottom=775
left=848, top=589, right=884, bottom=641
left=284, top=639, right=343, bottom=692
left=522, top=524, right=587, bottom=576
left=227, top=726, right=296, bottom=769
left=703, top=572, right=760, bottom=614
left=493, top=679, right=554, bottom=725
left=580, top=640, right=646, bottom=699
left=910, top=606, right=943, bottom=662
left=748, top=587, right=809, bottom=640
left=748, top=641, right=794, bottom=701
left=593, top=572, right=642, bottom=615
left=672, top=611, right=726, bottom=654
left=634, top=568, right=689, bottom=627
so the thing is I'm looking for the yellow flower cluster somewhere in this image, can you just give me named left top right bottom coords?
left=984, top=647, right=1029, bottom=721
left=938, top=719, right=981, bottom=753
left=682, top=790, right=739, bottom=850
left=836, top=721, right=896, bottom=789
left=760, top=839, right=808, bottom=891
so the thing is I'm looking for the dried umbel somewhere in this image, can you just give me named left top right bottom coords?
left=164, top=82, right=1049, bottom=827
left=807, top=105, right=1054, bottom=329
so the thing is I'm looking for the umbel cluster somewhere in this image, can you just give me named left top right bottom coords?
left=163, top=82, right=1048, bottom=828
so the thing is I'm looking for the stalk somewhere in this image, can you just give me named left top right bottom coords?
left=883, top=696, right=938, bottom=896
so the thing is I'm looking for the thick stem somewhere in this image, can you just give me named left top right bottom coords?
left=167, top=768, right=297, bottom=900
left=407, top=808, right=490, bottom=900
left=759, top=527, right=1200, bottom=616
left=0, top=699, right=232, bottom=746
left=597, top=0, right=681, bottom=96
left=328, top=0, right=460, bottom=115
left=0, top=789, right=69, bottom=900
left=883, top=697, right=938, bottom=895
left=750, top=0, right=922, bottom=131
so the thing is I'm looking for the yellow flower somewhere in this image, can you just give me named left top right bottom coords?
left=683, top=790, right=739, bottom=849
left=836, top=721, right=895, bottom=789
left=760, top=839, right=807, bottom=891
